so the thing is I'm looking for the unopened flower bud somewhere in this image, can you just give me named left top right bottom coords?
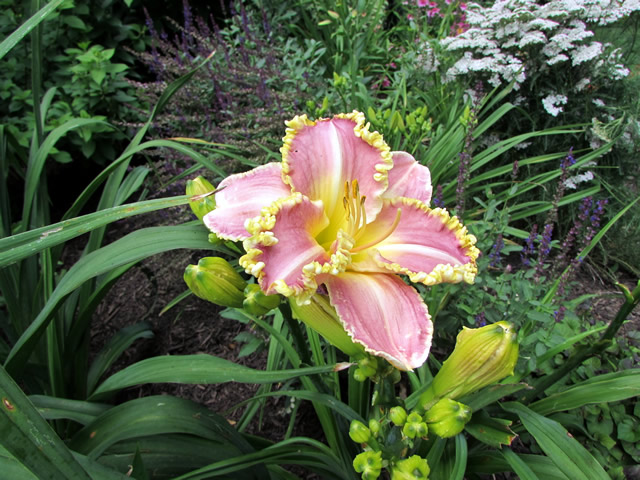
left=353, top=369, right=369, bottom=382
left=186, top=176, right=216, bottom=220
left=243, top=284, right=280, bottom=315
left=402, top=412, right=428, bottom=439
left=353, top=451, right=382, bottom=480
left=184, top=257, right=246, bottom=308
left=289, top=296, right=365, bottom=359
left=356, top=357, right=378, bottom=378
left=419, top=322, right=518, bottom=410
left=369, top=419, right=381, bottom=436
left=349, top=420, right=371, bottom=444
left=423, top=398, right=471, bottom=438
left=391, top=455, right=430, bottom=480
left=389, top=406, right=408, bottom=426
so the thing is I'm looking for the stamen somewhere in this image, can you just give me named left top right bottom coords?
left=351, top=208, right=402, bottom=253
left=353, top=196, right=367, bottom=241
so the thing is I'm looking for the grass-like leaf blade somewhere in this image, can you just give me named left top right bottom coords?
left=530, top=369, right=640, bottom=416
left=90, top=354, right=344, bottom=400
left=502, top=402, right=609, bottom=479
left=0, top=364, right=91, bottom=479
left=4, top=224, right=215, bottom=376
left=0, top=0, right=65, bottom=60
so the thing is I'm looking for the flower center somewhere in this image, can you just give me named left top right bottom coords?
left=343, top=180, right=367, bottom=241
left=343, top=180, right=402, bottom=254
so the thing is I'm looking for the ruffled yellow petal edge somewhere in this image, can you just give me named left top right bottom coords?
left=239, top=193, right=351, bottom=304
left=279, top=111, right=394, bottom=194
left=374, top=198, right=480, bottom=286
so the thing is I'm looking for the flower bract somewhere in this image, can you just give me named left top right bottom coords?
left=204, top=112, right=478, bottom=370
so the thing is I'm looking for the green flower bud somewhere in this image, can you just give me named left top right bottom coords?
left=186, top=176, right=216, bottom=220
left=289, top=296, right=365, bottom=359
left=369, top=419, right=381, bottom=436
left=358, top=357, right=378, bottom=378
left=184, top=257, right=246, bottom=308
left=419, top=321, right=518, bottom=410
left=349, top=420, right=372, bottom=444
left=402, top=412, right=428, bottom=439
left=391, top=455, right=430, bottom=480
left=353, top=368, right=368, bottom=382
left=242, top=284, right=280, bottom=316
left=423, top=398, right=472, bottom=438
left=353, top=451, right=382, bottom=480
left=389, top=406, right=408, bottom=427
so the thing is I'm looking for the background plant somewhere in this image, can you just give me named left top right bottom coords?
left=0, top=0, right=147, bottom=168
left=128, top=0, right=328, bottom=168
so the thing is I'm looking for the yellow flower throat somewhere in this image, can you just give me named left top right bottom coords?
left=343, top=180, right=401, bottom=254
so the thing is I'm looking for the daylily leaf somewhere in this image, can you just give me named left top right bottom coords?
left=465, top=410, right=516, bottom=448
left=502, top=402, right=609, bottom=480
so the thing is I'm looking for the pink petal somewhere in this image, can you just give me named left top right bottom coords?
left=325, top=272, right=432, bottom=370
left=281, top=113, right=392, bottom=222
left=240, top=194, right=331, bottom=300
left=203, top=163, right=291, bottom=241
left=352, top=198, right=479, bottom=285
left=384, top=151, right=433, bottom=205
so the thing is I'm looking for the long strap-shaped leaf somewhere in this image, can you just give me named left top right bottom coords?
left=4, top=223, right=216, bottom=376
left=0, top=195, right=192, bottom=267
left=468, top=451, right=568, bottom=479
left=530, top=369, right=640, bottom=416
left=20, top=118, right=111, bottom=233
left=86, top=322, right=154, bottom=395
left=502, top=402, right=610, bottom=480
left=0, top=0, right=65, bottom=60
left=0, top=364, right=91, bottom=479
left=172, top=436, right=350, bottom=480
left=501, top=448, right=540, bottom=480
left=224, top=389, right=365, bottom=424
left=69, top=396, right=258, bottom=462
left=90, top=355, right=345, bottom=400
left=29, top=395, right=110, bottom=425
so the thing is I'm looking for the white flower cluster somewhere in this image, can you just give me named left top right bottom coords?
left=542, top=93, right=568, bottom=116
left=564, top=170, right=595, bottom=189
left=439, top=0, right=638, bottom=100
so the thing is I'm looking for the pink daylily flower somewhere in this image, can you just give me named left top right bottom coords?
left=204, top=112, right=479, bottom=370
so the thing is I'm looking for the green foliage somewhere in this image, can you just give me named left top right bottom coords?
left=0, top=0, right=145, bottom=166
left=1, top=0, right=639, bottom=479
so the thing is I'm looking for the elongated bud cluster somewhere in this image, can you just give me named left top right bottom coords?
left=419, top=321, right=518, bottom=410
left=243, top=284, right=280, bottom=315
left=368, top=419, right=381, bottom=437
left=423, top=398, right=471, bottom=438
left=389, top=406, right=408, bottom=427
left=391, top=455, right=430, bottom=480
left=354, top=356, right=378, bottom=382
left=353, top=451, right=383, bottom=480
left=402, top=412, right=428, bottom=439
left=186, top=176, right=216, bottom=220
left=184, top=257, right=246, bottom=308
left=349, top=420, right=372, bottom=444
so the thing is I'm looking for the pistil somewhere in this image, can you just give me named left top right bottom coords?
left=351, top=208, right=402, bottom=253
left=343, top=179, right=402, bottom=254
